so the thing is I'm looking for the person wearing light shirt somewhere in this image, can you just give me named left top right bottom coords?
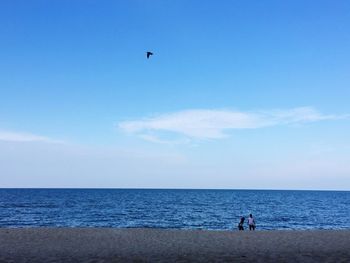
left=247, top=214, right=256, bottom=230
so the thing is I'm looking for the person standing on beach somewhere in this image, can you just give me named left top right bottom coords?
left=247, top=214, right=256, bottom=231
left=238, top=217, right=245, bottom=231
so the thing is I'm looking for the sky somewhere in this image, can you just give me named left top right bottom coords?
left=0, top=0, right=350, bottom=189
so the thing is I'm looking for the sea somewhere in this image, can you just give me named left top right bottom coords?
left=0, top=189, right=349, bottom=230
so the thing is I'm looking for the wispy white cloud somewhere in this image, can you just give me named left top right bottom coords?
left=118, top=107, right=348, bottom=142
left=139, top=134, right=191, bottom=145
left=0, top=130, right=62, bottom=143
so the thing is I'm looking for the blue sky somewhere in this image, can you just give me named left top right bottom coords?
left=0, top=0, right=349, bottom=189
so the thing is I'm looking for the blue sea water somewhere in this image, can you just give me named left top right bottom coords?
left=0, top=189, right=349, bottom=230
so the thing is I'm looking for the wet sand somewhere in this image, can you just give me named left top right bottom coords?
left=0, top=228, right=349, bottom=262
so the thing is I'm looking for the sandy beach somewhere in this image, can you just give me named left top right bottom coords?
left=0, top=229, right=349, bottom=262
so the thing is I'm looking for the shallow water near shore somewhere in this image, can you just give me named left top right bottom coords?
left=0, top=189, right=349, bottom=230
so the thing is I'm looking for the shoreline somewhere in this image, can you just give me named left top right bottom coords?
left=1, top=228, right=350, bottom=262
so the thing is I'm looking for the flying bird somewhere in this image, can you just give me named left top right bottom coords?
left=146, top=51, right=153, bottom=59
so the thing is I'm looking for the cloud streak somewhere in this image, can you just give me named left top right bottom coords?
left=118, top=107, right=348, bottom=142
left=0, top=130, right=61, bottom=143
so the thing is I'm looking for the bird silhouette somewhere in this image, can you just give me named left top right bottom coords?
left=146, top=51, right=153, bottom=59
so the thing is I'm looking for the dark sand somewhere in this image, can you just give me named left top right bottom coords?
left=0, top=228, right=350, bottom=262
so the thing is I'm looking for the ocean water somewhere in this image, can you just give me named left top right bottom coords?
left=0, top=189, right=349, bottom=230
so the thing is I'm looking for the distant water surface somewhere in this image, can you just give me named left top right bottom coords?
left=0, top=189, right=349, bottom=230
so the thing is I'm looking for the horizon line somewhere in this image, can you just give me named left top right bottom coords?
left=0, top=187, right=349, bottom=192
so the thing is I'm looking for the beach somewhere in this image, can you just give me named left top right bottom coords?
left=0, top=229, right=349, bottom=262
